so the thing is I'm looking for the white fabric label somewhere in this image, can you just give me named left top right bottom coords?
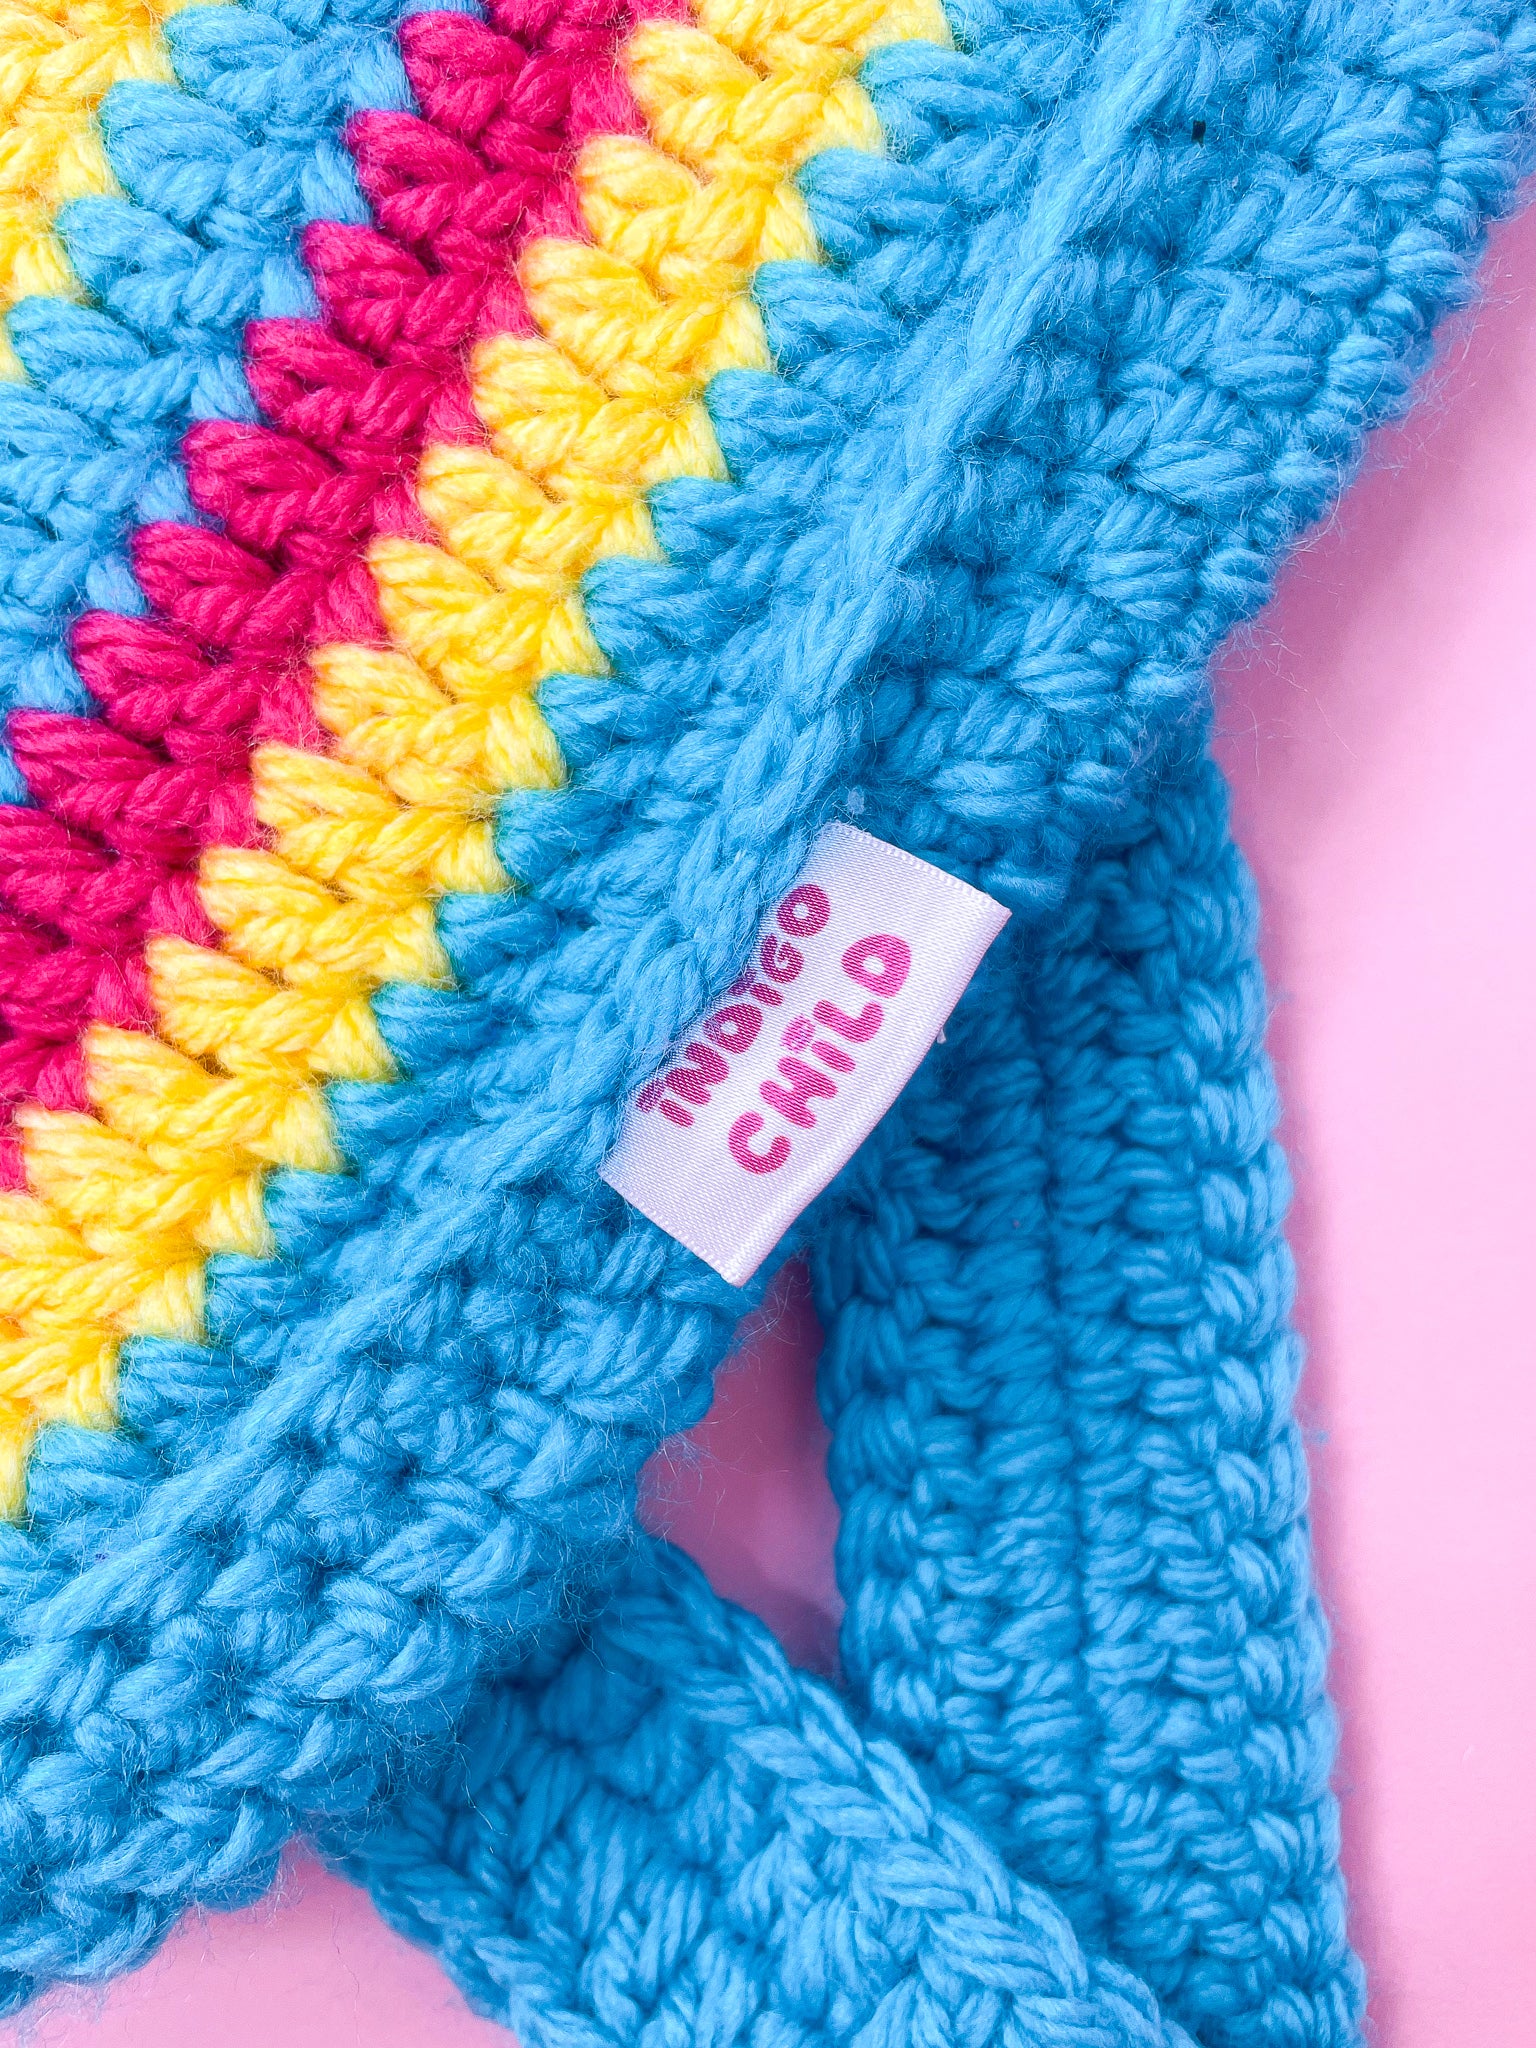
left=601, top=822, right=1010, bottom=1285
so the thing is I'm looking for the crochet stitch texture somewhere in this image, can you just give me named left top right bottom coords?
left=0, top=0, right=1531, bottom=2037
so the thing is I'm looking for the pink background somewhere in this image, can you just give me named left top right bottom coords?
left=5, top=207, right=1535, bottom=2048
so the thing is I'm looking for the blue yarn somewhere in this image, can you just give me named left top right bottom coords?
left=0, top=0, right=431, bottom=802
left=2, top=0, right=1532, bottom=2034
left=347, top=1543, right=1205, bottom=2048
left=817, top=748, right=1347, bottom=2044
left=342, top=742, right=1343, bottom=2048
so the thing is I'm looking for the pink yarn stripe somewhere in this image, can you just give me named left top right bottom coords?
left=0, top=0, right=656, bottom=1188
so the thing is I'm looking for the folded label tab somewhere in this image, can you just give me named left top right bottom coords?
left=601, top=822, right=1010, bottom=1285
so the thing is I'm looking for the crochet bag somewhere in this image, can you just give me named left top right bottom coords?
left=0, top=0, right=1530, bottom=2038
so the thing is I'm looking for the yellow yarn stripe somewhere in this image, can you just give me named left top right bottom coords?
left=0, top=0, right=203, bottom=380
left=0, top=0, right=949, bottom=1514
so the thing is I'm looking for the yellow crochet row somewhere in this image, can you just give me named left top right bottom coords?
left=0, top=0, right=202, bottom=379
left=0, top=0, right=950, bottom=1514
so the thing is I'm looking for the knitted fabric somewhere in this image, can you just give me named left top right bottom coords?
left=0, top=0, right=1530, bottom=2038
left=345, top=745, right=1342, bottom=2048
